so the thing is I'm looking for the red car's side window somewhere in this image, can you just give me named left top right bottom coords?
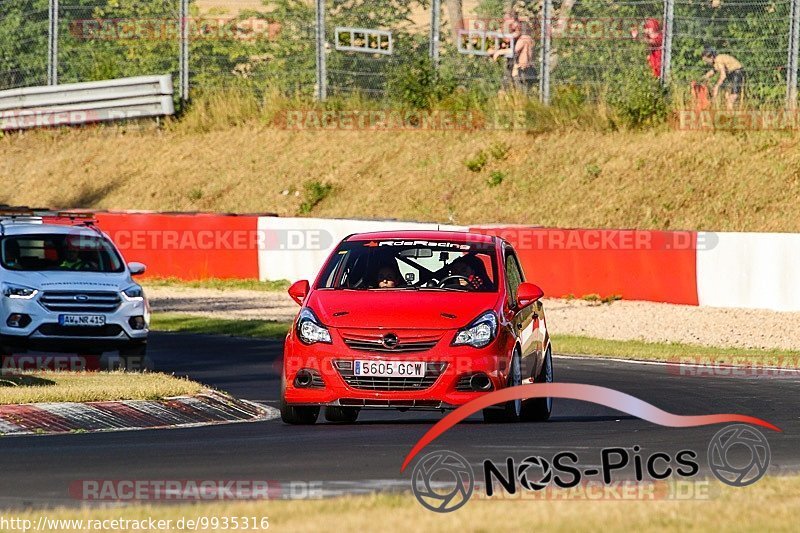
left=505, top=253, right=524, bottom=307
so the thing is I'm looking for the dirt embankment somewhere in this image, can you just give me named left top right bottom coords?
left=2, top=125, right=798, bottom=232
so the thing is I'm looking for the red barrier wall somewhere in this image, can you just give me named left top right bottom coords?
left=470, top=227, right=699, bottom=305
left=96, top=213, right=260, bottom=280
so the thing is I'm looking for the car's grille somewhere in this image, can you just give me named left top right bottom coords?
left=333, top=360, right=446, bottom=391
left=339, top=399, right=443, bottom=409
left=37, top=324, right=123, bottom=337
left=39, top=291, right=121, bottom=312
left=342, top=337, right=439, bottom=353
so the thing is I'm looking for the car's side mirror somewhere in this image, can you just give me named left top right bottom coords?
left=288, top=280, right=310, bottom=306
left=516, top=282, right=544, bottom=309
left=127, top=262, right=146, bottom=276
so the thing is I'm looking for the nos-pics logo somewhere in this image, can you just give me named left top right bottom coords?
left=411, top=424, right=771, bottom=513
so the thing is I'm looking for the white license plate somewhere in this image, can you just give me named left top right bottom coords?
left=59, top=314, right=106, bottom=327
left=353, top=360, right=426, bottom=378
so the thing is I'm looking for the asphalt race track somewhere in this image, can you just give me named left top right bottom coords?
left=0, top=332, right=798, bottom=507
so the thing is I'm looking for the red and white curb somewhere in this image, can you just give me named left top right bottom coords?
left=0, top=390, right=279, bottom=436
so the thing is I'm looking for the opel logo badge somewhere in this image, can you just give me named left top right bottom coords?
left=382, top=333, right=399, bottom=349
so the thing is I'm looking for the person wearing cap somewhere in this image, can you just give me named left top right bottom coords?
left=631, top=18, right=663, bottom=78
left=701, top=47, right=745, bottom=110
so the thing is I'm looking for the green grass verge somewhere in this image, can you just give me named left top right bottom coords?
left=150, top=313, right=291, bottom=340
left=6, top=476, right=800, bottom=531
left=553, top=334, right=800, bottom=365
left=0, top=371, right=203, bottom=405
left=142, top=278, right=290, bottom=292
left=149, top=313, right=792, bottom=365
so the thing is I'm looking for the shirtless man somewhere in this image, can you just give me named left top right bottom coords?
left=702, top=47, right=745, bottom=110
left=491, top=11, right=536, bottom=92
left=511, top=20, right=536, bottom=91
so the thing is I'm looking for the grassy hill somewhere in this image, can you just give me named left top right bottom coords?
left=1, top=118, right=797, bottom=232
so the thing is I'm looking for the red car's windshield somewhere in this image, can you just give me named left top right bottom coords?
left=317, top=239, right=498, bottom=292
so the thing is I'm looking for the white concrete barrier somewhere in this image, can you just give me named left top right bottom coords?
left=697, top=232, right=800, bottom=311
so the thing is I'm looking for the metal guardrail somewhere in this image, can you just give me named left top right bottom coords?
left=0, top=74, right=175, bottom=131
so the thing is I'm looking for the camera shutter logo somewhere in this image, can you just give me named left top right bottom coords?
left=411, top=450, right=474, bottom=513
left=708, top=424, right=771, bottom=487
left=517, top=456, right=552, bottom=491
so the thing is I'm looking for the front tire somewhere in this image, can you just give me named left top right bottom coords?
left=324, top=406, right=360, bottom=423
left=483, top=349, right=522, bottom=423
left=521, top=345, right=554, bottom=422
left=280, top=400, right=320, bottom=425
left=116, top=343, right=148, bottom=372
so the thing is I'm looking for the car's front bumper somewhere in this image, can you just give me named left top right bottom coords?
left=282, top=334, right=513, bottom=408
left=0, top=294, right=148, bottom=352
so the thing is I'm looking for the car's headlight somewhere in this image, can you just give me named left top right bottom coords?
left=2, top=283, right=38, bottom=300
left=452, top=311, right=497, bottom=348
left=297, top=308, right=332, bottom=345
left=122, top=285, right=145, bottom=301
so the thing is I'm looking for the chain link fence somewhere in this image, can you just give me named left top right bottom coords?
left=548, top=0, right=665, bottom=101
left=0, top=0, right=50, bottom=88
left=57, top=0, right=180, bottom=85
left=672, top=0, right=793, bottom=106
left=1, top=0, right=799, bottom=108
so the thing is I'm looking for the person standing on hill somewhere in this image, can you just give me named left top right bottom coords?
left=510, top=17, right=537, bottom=91
left=631, top=18, right=663, bottom=78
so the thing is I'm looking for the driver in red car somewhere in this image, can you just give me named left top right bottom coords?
left=449, top=255, right=486, bottom=290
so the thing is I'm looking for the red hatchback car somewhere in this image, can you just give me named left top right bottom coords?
left=280, top=230, right=553, bottom=424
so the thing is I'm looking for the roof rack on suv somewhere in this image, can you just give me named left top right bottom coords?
left=0, top=205, right=97, bottom=235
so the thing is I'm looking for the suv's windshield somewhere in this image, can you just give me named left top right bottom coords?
left=318, top=239, right=497, bottom=292
left=0, top=234, right=124, bottom=273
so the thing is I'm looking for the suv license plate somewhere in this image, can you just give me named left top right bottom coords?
left=59, top=314, right=106, bottom=327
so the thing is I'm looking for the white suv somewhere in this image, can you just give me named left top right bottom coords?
left=0, top=211, right=149, bottom=364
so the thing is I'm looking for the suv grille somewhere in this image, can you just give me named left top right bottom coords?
left=37, top=324, right=123, bottom=337
left=333, top=360, right=446, bottom=391
left=39, top=291, right=121, bottom=312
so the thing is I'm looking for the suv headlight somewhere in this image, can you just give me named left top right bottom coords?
left=452, top=311, right=498, bottom=348
left=122, top=285, right=145, bottom=301
left=2, top=283, right=38, bottom=300
left=296, top=308, right=331, bottom=345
